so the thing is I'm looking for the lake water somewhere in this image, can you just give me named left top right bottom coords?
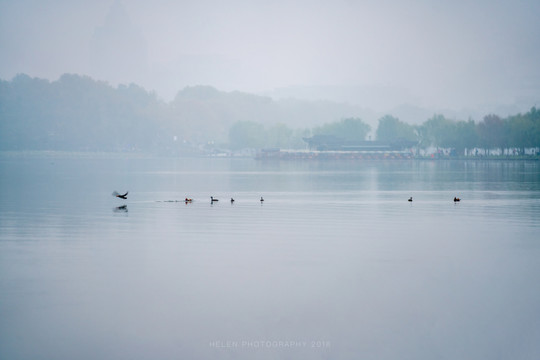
left=1, top=154, right=539, bottom=360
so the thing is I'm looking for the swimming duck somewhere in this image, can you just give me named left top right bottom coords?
left=230, top=198, right=235, bottom=203
left=185, top=198, right=193, bottom=203
left=454, top=197, right=461, bottom=202
left=211, top=196, right=219, bottom=202
left=408, top=197, right=413, bottom=202
left=260, top=196, right=264, bottom=203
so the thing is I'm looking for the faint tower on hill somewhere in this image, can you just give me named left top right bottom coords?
left=90, top=0, right=148, bottom=86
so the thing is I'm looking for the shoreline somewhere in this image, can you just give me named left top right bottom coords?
left=1, top=150, right=539, bottom=161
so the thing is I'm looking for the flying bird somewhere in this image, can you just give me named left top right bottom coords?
left=113, top=191, right=128, bottom=199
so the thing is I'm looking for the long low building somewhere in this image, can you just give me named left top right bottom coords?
left=255, top=149, right=414, bottom=160
left=255, top=135, right=417, bottom=160
left=303, top=135, right=417, bottom=151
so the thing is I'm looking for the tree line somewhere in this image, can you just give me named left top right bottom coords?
left=1, top=73, right=539, bottom=155
left=375, top=111, right=540, bottom=155
left=0, top=73, right=163, bottom=152
left=0, top=73, right=369, bottom=153
left=230, top=110, right=540, bottom=156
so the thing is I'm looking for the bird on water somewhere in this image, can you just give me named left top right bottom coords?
left=113, top=191, right=128, bottom=199
left=211, top=196, right=219, bottom=203
left=408, top=197, right=413, bottom=202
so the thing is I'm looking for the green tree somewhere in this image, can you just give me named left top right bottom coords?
left=266, top=123, right=293, bottom=148
left=228, top=121, right=266, bottom=149
left=419, top=114, right=456, bottom=149
left=526, top=107, right=540, bottom=149
left=376, top=115, right=417, bottom=142
left=477, top=114, right=506, bottom=154
left=313, top=117, right=370, bottom=141
left=414, top=123, right=430, bottom=150
left=419, top=116, right=478, bottom=155
left=454, top=120, right=478, bottom=156
left=507, top=113, right=534, bottom=154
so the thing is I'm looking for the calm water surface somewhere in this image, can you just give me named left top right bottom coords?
left=1, top=154, right=539, bottom=360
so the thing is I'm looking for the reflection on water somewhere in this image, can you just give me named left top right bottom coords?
left=113, top=205, right=128, bottom=213
left=1, top=154, right=539, bottom=360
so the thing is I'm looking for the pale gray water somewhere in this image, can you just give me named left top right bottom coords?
left=1, top=154, right=539, bottom=360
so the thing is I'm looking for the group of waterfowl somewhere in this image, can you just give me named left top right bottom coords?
left=408, top=196, right=461, bottom=202
left=211, top=196, right=264, bottom=204
left=115, top=190, right=461, bottom=206
left=113, top=191, right=265, bottom=204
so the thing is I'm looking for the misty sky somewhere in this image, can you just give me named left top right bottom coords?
left=1, top=0, right=539, bottom=110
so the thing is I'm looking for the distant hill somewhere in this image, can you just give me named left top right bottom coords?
left=0, top=74, right=380, bottom=152
left=3, top=73, right=536, bottom=154
left=0, top=74, right=162, bottom=152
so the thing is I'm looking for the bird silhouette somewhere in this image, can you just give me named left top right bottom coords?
left=408, top=197, right=413, bottom=202
left=113, top=204, right=128, bottom=213
left=454, top=197, right=461, bottom=202
left=211, top=196, right=219, bottom=202
left=230, top=198, right=235, bottom=204
left=260, top=196, right=264, bottom=203
left=113, top=191, right=128, bottom=199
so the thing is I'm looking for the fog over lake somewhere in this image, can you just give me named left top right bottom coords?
left=1, top=0, right=540, bottom=358
left=2, top=0, right=539, bottom=114
left=1, top=154, right=539, bottom=359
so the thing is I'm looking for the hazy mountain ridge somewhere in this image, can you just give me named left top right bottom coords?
left=0, top=74, right=379, bottom=152
left=1, top=73, right=538, bottom=154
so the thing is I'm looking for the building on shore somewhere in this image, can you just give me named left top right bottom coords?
left=256, top=135, right=417, bottom=160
